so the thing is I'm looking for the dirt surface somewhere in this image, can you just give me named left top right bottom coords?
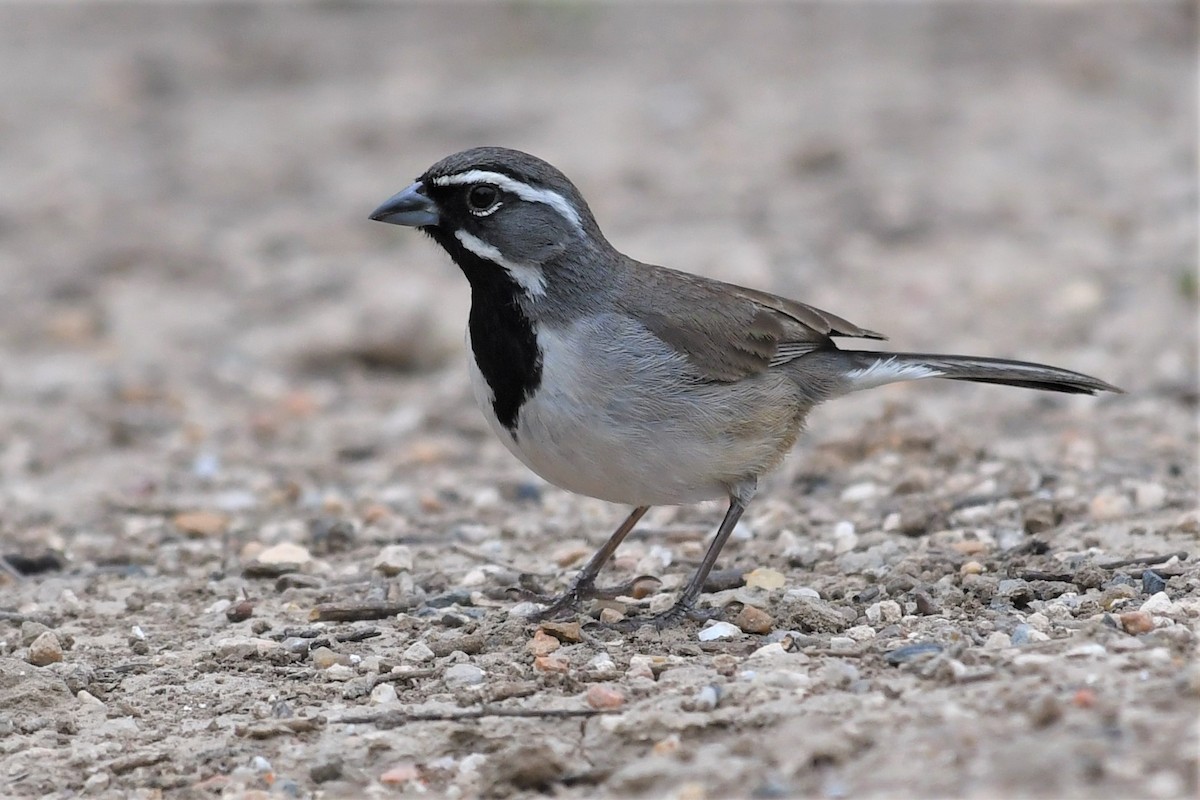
left=1, top=3, right=1197, bottom=799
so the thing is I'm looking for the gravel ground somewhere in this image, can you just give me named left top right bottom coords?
left=1, top=3, right=1197, bottom=798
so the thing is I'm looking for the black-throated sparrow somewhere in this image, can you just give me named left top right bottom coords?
left=370, top=147, right=1119, bottom=627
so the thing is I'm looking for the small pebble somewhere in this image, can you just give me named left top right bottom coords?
left=310, top=759, right=343, bottom=784
left=832, top=521, right=858, bottom=554
left=28, top=631, right=63, bottom=666
left=960, top=561, right=985, bottom=575
left=402, top=641, right=436, bottom=663
left=733, top=605, right=774, bottom=634
left=598, top=608, right=625, bottom=625
left=884, top=642, right=943, bottom=665
left=311, top=647, right=350, bottom=669
left=83, top=772, right=109, bottom=793
left=373, top=545, right=414, bottom=576
left=1089, top=491, right=1131, bottom=520
left=648, top=593, right=676, bottom=614
left=866, top=600, right=902, bottom=625
left=325, top=664, right=355, bottom=681
left=380, top=764, right=420, bottom=785
left=829, top=636, right=856, bottom=652
left=1065, top=642, right=1108, bottom=658
left=1140, top=592, right=1174, bottom=615
left=744, top=567, right=786, bottom=591
left=1119, top=610, right=1155, bottom=634
left=845, top=625, right=876, bottom=642
left=691, top=684, right=721, bottom=711
left=697, top=621, right=742, bottom=641
left=444, top=663, right=485, bottom=687
left=984, top=631, right=1011, bottom=649
left=821, top=660, right=859, bottom=689
left=526, top=630, right=560, bottom=657
left=77, top=690, right=105, bottom=708
left=588, top=653, right=617, bottom=672
left=256, top=542, right=313, bottom=566
left=370, top=682, right=398, bottom=704
left=539, top=621, right=582, bottom=643
left=1142, top=570, right=1168, bottom=595
left=585, top=684, right=625, bottom=710
left=1132, top=482, right=1167, bottom=510
left=625, top=659, right=654, bottom=680
left=173, top=510, right=229, bottom=538
left=533, top=654, right=569, bottom=673
left=840, top=482, right=878, bottom=503
left=508, top=601, right=544, bottom=619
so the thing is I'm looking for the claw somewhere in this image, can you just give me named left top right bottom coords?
left=601, top=601, right=723, bottom=632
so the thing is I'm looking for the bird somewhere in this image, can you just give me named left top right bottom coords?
left=369, top=146, right=1120, bottom=627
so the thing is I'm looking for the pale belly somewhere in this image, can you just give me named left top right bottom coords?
left=466, top=316, right=803, bottom=506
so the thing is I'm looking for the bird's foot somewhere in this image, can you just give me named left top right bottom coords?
left=526, top=575, right=661, bottom=621
left=604, top=600, right=722, bottom=632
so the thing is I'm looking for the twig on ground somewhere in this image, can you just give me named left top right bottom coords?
left=309, top=601, right=412, bottom=622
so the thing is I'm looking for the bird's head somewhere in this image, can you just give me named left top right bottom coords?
left=370, top=147, right=606, bottom=297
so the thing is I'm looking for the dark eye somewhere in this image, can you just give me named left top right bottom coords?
left=466, top=185, right=499, bottom=212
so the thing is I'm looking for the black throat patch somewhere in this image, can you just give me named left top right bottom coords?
left=428, top=229, right=542, bottom=432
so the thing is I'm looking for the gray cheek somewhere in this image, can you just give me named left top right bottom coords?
left=492, top=206, right=573, bottom=264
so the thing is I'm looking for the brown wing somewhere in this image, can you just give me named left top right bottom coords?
left=617, top=263, right=886, bottom=383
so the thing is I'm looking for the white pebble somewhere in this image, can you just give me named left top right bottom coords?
left=829, top=636, right=856, bottom=652
left=373, top=545, right=414, bottom=576
left=692, top=684, right=721, bottom=711
left=984, top=631, right=1012, bottom=650
left=325, top=664, right=356, bottom=681
left=371, top=682, right=398, bottom=704
left=1133, top=482, right=1167, bottom=510
left=845, top=625, right=876, bottom=642
left=402, top=641, right=436, bottom=663
left=832, top=521, right=858, bottom=554
left=588, top=654, right=616, bottom=672
left=444, top=663, right=486, bottom=687
left=697, top=621, right=742, bottom=641
left=866, top=600, right=902, bottom=625
left=787, top=587, right=821, bottom=600
left=840, top=482, right=878, bottom=503
left=1140, top=592, right=1175, bottom=615
left=256, top=542, right=313, bottom=565
left=1065, top=642, right=1108, bottom=658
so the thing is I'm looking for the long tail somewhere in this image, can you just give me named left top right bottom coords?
left=830, top=350, right=1122, bottom=395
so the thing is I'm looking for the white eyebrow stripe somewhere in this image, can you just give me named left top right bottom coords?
left=432, top=170, right=582, bottom=231
left=454, top=229, right=547, bottom=298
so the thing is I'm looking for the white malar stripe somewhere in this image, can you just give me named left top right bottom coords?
left=454, top=230, right=547, bottom=297
left=433, top=170, right=582, bottom=231
left=845, top=357, right=943, bottom=391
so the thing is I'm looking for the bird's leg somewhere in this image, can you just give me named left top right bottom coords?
left=614, top=481, right=755, bottom=630
left=529, top=505, right=650, bottom=620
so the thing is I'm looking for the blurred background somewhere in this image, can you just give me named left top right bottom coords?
left=0, top=2, right=1195, bottom=526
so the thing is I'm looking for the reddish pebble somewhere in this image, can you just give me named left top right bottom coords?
left=380, top=764, right=420, bottom=785
left=1072, top=687, right=1097, bottom=708
left=533, top=654, right=569, bottom=673
left=1118, top=610, right=1155, bottom=635
left=585, top=684, right=625, bottom=710
left=527, top=630, right=561, bottom=657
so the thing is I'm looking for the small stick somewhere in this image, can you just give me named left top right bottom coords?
left=1018, top=571, right=1075, bottom=582
left=309, top=601, right=412, bottom=622
left=368, top=668, right=439, bottom=690
left=1097, top=552, right=1189, bottom=569
left=335, top=705, right=614, bottom=729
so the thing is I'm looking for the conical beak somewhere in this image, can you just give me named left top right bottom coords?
left=369, top=181, right=440, bottom=227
